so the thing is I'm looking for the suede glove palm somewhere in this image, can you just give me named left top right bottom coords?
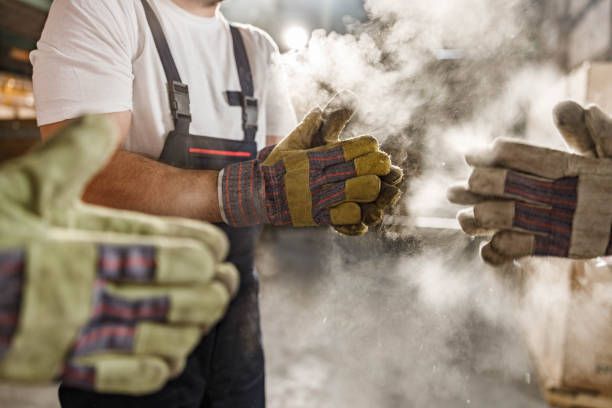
left=448, top=101, right=612, bottom=265
left=220, top=98, right=395, bottom=230
left=0, top=116, right=239, bottom=395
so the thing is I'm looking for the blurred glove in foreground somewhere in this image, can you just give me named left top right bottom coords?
left=448, top=101, right=612, bottom=265
left=0, top=116, right=238, bottom=395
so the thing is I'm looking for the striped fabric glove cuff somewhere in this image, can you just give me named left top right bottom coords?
left=219, top=148, right=272, bottom=227
left=0, top=250, right=24, bottom=360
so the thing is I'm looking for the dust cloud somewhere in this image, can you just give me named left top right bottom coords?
left=262, top=0, right=580, bottom=407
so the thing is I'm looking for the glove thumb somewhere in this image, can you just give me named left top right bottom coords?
left=273, top=108, right=323, bottom=153
left=314, top=91, right=357, bottom=147
left=554, top=100, right=612, bottom=158
left=269, top=91, right=357, bottom=162
left=0, top=115, right=119, bottom=217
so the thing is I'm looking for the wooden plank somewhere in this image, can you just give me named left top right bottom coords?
left=546, top=388, right=612, bottom=408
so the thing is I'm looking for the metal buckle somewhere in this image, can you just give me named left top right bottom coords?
left=168, top=81, right=191, bottom=120
left=243, top=96, right=259, bottom=130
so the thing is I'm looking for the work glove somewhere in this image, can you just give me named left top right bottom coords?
left=448, top=101, right=612, bottom=265
left=313, top=97, right=404, bottom=236
left=220, top=95, right=401, bottom=233
left=0, top=116, right=239, bottom=395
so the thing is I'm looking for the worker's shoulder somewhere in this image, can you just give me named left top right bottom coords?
left=230, top=22, right=280, bottom=55
left=49, top=0, right=137, bottom=21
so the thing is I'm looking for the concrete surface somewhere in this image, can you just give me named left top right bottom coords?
left=0, top=228, right=548, bottom=408
left=259, top=228, right=547, bottom=408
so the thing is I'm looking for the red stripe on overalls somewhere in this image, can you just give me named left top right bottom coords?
left=189, top=148, right=252, bottom=158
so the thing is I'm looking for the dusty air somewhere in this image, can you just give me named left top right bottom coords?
left=0, top=1, right=611, bottom=407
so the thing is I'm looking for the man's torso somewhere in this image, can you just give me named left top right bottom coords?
left=32, top=0, right=289, bottom=158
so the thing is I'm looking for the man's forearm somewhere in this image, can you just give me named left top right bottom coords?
left=83, top=149, right=223, bottom=222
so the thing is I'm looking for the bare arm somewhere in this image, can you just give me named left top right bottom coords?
left=40, top=112, right=222, bottom=222
left=266, top=135, right=283, bottom=146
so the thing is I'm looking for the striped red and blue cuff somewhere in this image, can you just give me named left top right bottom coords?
left=98, top=245, right=156, bottom=282
left=222, top=158, right=268, bottom=227
left=0, top=249, right=24, bottom=359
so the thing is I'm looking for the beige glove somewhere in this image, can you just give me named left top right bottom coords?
left=554, top=101, right=612, bottom=158
left=0, top=116, right=238, bottom=395
left=448, top=101, right=612, bottom=265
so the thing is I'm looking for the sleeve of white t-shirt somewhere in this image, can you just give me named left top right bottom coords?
left=31, top=0, right=136, bottom=126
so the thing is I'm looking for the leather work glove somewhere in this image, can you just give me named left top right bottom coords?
left=312, top=97, right=404, bottom=236
left=219, top=96, right=400, bottom=233
left=448, top=101, right=612, bottom=265
left=0, top=116, right=239, bottom=395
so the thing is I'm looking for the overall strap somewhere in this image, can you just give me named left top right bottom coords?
left=140, top=0, right=191, bottom=134
left=227, top=25, right=258, bottom=143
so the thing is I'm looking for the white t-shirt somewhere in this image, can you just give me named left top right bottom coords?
left=31, top=0, right=297, bottom=158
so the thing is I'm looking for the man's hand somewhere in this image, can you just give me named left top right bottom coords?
left=448, top=101, right=612, bottom=265
left=219, top=94, right=403, bottom=235
left=0, top=116, right=238, bottom=395
left=313, top=97, right=404, bottom=236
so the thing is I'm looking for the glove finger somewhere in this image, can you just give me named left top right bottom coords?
left=481, top=231, right=536, bottom=265
left=330, top=202, right=362, bottom=225
left=318, top=152, right=391, bottom=187
left=465, top=138, right=580, bottom=179
left=553, top=101, right=597, bottom=157
left=376, top=182, right=402, bottom=209
left=447, top=185, right=490, bottom=205
left=75, top=204, right=229, bottom=262
left=344, top=175, right=382, bottom=203
left=467, top=167, right=560, bottom=204
left=481, top=241, right=514, bottom=266
left=94, top=238, right=216, bottom=285
left=313, top=176, right=380, bottom=217
left=0, top=115, right=118, bottom=208
left=101, top=283, right=230, bottom=326
left=274, top=108, right=324, bottom=153
left=456, top=207, right=497, bottom=236
left=318, top=108, right=354, bottom=146
left=213, top=262, right=240, bottom=299
left=321, top=135, right=380, bottom=163
left=461, top=200, right=562, bottom=239
left=585, top=104, right=612, bottom=158
left=64, top=355, right=170, bottom=395
left=382, top=165, right=404, bottom=186
left=333, top=223, right=369, bottom=236
left=135, top=323, right=202, bottom=360
left=72, top=322, right=201, bottom=365
left=362, top=203, right=384, bottom=226
left=317, top=91, right=358, bottom=145
left=472, top=201, right=516, bottom=232
left=354, top=151, right=392, bottom=176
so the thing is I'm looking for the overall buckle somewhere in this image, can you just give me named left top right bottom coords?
left=243, top=96, right=259, bottom=131
left=168, top=81, right=191, bottom=120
